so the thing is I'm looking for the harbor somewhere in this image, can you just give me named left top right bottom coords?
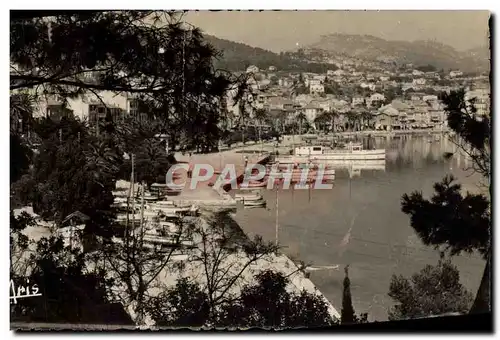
left=231, top=134, right=485, bottom=321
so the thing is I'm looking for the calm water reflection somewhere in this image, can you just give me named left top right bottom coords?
left=233, top=134, right=486, bottom=321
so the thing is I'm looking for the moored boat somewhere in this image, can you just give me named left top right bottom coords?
left=235, top=190, right=263, bottom=202
left=147, top=204, right=199, bottom=216
left=243, top=199, right=266, bottom=208
left=240, top=180, right=267, bottom=189
left=277, top=143, right=386, bottom=162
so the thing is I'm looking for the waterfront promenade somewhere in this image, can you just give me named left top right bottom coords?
left=170, top=146, right=271, bottom=206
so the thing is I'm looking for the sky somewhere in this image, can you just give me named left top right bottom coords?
left=184, top=11, right=490, bottom=53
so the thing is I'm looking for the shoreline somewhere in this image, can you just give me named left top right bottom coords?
left=284, top=129, right=450, bottom=139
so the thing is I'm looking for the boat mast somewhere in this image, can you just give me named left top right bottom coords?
left=130, top=154, right=136, bottom=237
left=139, top=181, right=145, bottom=250
left=275, top=185, right=279, bottom=248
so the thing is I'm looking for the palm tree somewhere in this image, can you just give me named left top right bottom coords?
left=325, top=110, right=338, bottom=134
left=253, top=108, right=268, bottom=142
left=296, top=112, right=308, bottom=135
left=351, top=112, right=365, bottom=132
left=314, top=112, right=327, bottom=133
left=276, top=111, right=287, bottom=134
left=360, top=110, right=375, bottom=130
left=10, top=93, right=35, bottom=136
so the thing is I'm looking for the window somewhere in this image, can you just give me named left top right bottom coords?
left=313, top=147, right=322, bottom=152
left=97, top=106, right=105, bottom=114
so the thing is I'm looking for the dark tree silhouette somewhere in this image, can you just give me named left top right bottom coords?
left=10, top=215, right=132, bottom=325
left=10, top=11, right=253, bottom=154
left=10, top=134, right=32, bottom=185
left=388, top=258, right=473, bottom=320
left=12, top=116, right=119, bottom=239
left=341, top=265, right=368, bottom=324
left=146, top=278, right=210, bottom=328
left=147, top=269, right=336, bottom=328
left=341, top=265, right=356, bottom=324
left=400, top=89, right=491, bottom=315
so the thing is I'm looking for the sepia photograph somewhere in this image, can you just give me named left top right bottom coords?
left=9, top=8, right=492, bottom=331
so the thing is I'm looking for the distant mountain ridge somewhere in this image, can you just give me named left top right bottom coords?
left=304, top=33, right=489, bottom=72
left=203, top=34, right=336, bottom=73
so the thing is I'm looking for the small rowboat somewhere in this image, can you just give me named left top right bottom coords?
left=240, top=180, right=267, bottom=189
left=235, top=190, right=263, bottom=202
left=243, top=199, right=266, bottom=208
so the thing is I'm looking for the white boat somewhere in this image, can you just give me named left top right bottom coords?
left=148, top=204, right=198, bottom=215
left=112, top=202, right=131, bottom=209
left=150, top=200, right=176, bottom=207
left=243, top=199, right=266, bottom=208
left=235, top=191, right=263, bottom=202
left=277, top=143, right=386, bottom=162
left=116, top=214, right=142, bottom=224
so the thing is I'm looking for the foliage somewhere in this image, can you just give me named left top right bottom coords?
left=401, top=175, right=490, bottom=257
left=147, top=278, right=210, bottom=327
left=116, top=120, right=175, bottom=188
left=383, top=86, right=401, bottom=104
left=147, top=269, right=337, bottom=328
left=13, top=117, right=118, bottom=238
left=11, top=11, right=254, bottom=154
left=415, top=64, right=437, bottom=72
left=10, top=211, right=34, bottom=276
left=400, top=89, right=491, bottom=315
left=324, top=82, right=342, bottom=95
left=11, top=233, right=132, bottom=325
left=388, top=258, right=473, bottom=320
left=97, top=207, right=193, bottom=325
left=439, top=89, right=490, bottom=178
left=10, top=134, right=33, bottom=185
left=89, top=211, right=281, bottom=326
left=10, top=94, right=35, bottom=185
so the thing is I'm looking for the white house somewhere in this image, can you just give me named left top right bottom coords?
left=32, top=91, right=132, bottom=121
left=352, top=97, right=365, bottom=106
left=412, top=70, right=425, bottom=76
left=246, top=65, right=260, bottom=74
left=305, top=78, right=322, bottom=87
left=449, top=70, right=464, bottom=78
left=360, top=82, right=376, bottom=91
left=422, top=95, right=439, bottom=102
left=412, top=78, right=426, bottom=86
left=257, top=79, right=271, bottom=89
left=309, top=83, right=325, bottom=95
left=367, top=93, right=385, bottom=107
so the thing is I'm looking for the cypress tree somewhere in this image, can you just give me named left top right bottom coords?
left=341, top=265, right=356, bottom=324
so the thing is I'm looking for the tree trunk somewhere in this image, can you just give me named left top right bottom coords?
left=470, top=251, right=491, bottom=314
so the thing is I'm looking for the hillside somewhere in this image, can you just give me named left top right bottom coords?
left=305, top=34, right=489, bottom=72
left=203, top=35, right=336, bottom=73
left=465, top=45, right=490, bottom=65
